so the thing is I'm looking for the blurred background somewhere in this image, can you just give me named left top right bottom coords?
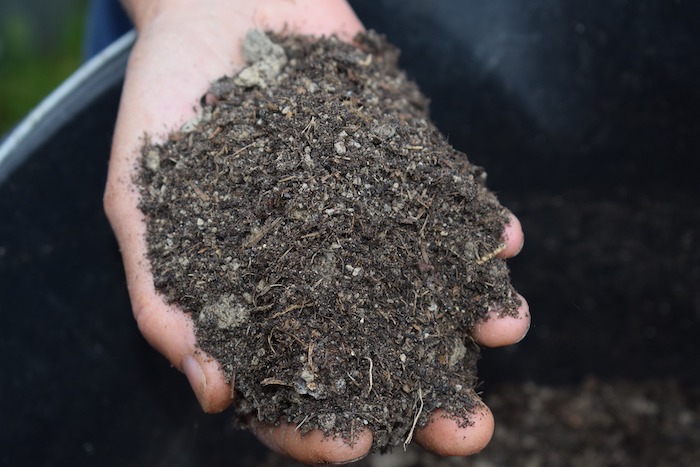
left=0, top=0, right=88, bottom=134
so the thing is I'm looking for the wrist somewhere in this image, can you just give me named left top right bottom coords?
left=121, top=0, right=363, bottom=38
left=120, top=0, right=232, bottom=31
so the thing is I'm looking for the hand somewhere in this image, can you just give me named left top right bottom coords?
left=104, top=0, right=530, bottom=463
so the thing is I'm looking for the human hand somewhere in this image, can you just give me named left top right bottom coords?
left=104, top=0, right=529, bottom=463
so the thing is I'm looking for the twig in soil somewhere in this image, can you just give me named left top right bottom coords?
left=404, top=385, right=424, bottom=450
left=346, top=371, right=360, bottom=388
left=359, top=53, right=373, bottom=67
left=300, top=231, right=320, bottom=240
left=261, top=377, right=291, bottom=387
left=267, top=329, right=277, bottom=355
left=270, top=301, right=309, bottom=319
left=296, top=414, right=310, bottom=431
left=419, top=214, right=429, bottom=238
left=279, top=328, right=306, bottom=348
left=232, top=141, right=257, bottom=157
left=476, top=242, right=507, bottom=265
left=188, top=181, right=210, bottom=202
left=277, top=176, right=298, bottom=184
left=243, top=217, right=283, bottom=248
left=276, top=247, right=293, bottom=263
left=301, top=116, right=316, bottom=135
left=365, top=356, right=374, bottom=396
left=207, top=126, right=223, bottom=140
left=308, top=343, right=317, bottom=373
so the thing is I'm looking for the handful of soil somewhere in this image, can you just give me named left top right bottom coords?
left=138, top=30, right=520, bottom=451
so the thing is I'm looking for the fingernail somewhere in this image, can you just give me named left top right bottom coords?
left=316, top=452, right=370, bottom=466
left=183, top=354, right=208, bottom=410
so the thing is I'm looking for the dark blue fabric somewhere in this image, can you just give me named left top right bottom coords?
left=84, top=0, right=133, bottom=59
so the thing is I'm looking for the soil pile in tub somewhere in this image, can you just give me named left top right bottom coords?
left=137, top=30, right=520, bottom=451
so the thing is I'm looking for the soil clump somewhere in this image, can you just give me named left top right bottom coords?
left=138, top=30, right=519, bottom=450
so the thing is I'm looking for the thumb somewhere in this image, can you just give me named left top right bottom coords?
left=181, top=351, right=235, bottom=413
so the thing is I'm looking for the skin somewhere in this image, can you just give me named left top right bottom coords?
left=105, top=0, right=530, bottom=464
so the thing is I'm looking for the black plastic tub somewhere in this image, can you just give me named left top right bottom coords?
left=2, top=1, right=699, bottom=465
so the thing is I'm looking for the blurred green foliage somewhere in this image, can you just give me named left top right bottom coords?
left=0, top=1, right=88, bottom=134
